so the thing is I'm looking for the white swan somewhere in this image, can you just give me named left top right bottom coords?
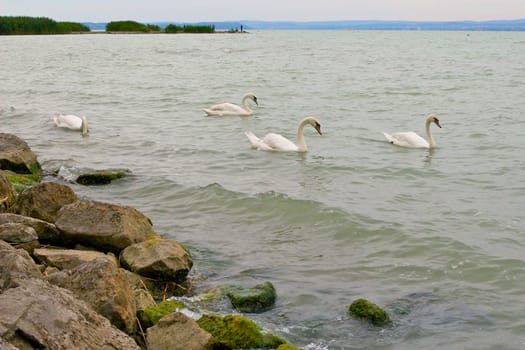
left=53, top=114, right=88, bottom=136
left=245, top=116, right=322, bottom=152
left=383, top=114, right=441, bottom=148
left=204, top=93, right=258, bottom=116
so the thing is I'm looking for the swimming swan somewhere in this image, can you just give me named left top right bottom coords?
left=53, top=114, right=88, bottom=136
left=245, top=116, right=322, bottom=152
left=204, top=92, right=258, bottom=116
left=383, top=114, right=441, bottom=148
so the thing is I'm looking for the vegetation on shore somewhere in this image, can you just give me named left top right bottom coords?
left=106, top=20, right=160, bottom=32
left=0, top=16, right=89, bottom=34
left=165, top=23, right=215, bottom=33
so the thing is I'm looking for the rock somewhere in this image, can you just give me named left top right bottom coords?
left=0, top=222, right=39, bottom=252
left=197, top=314, right=285, bottom=349
left=33, top=247, right=117, bottom=270
left=138, top=299, right=186, bottom=329
left=15, top=181, right=77, bottom=223
left=0, top=241, right=43, bottom=292
left=0, top=171, right=16, bottom=212
left=348, top=298, right=392, bottom=326
left=122, top=269, right=157, bottom=317
left=226, top=281, right=277, bottom=313
left=0, top=278, right=140, bottom=350
left=0, top=133, right=41, bottom=175
left=46, top=257, right=137, bottom=334
left=76, top=168, right=129, bottom=185
left=55, top=200, right=159, bottom=253
left=276, top=344, right=302, bottom=350
left=0, top=213, right=60, bottom=244
left=146, top=312, right=213, bottom=350
left=0, top=337, right=20, bottom=350
left=120, top=238, right=193, bottom=283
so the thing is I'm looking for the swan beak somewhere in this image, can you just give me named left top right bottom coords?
left=253, top=97, right=258, bottom=105
left=314, top=123, right=322, bottom=135
left=434, top=119, right=442, bottom=128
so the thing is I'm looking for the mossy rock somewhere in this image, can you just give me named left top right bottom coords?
left=76, top=169, right=128, bottom=185
left=6, top=173, right=41, bottom=193
left=276, top=345, right=302, bottom=350
left=348, top=298, right=391, bottom=326
left=138, top=300, right=186, bottom=329
left=197, top=314, right=285, bottom=349
left=226, top=281, right=277, bottom=313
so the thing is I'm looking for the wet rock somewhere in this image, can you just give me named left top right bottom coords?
left=0, top=278, right=140, bottom=350
left=15, top=181, right=77, bottom=223
left=76, top=168, right=129, bottom=185
left=348, top=298, right=392, bottom=326
left=0, top=171, right=16, bottom=212
left=0, top=133, right=41, bottom=175
left=139, top=299, right=186, bottom=329
left=226, top=281, right=277, bottom=313
left=120, top=238, right=193, bottom=283
left=146, top=312, right=213, bottom=350
left=1, top=171, right=40, bottom=194
left=197, top=314, right=285, bottom=349
left=0, top=222, right=39, bottom=253
left=276, top=345, right=302, bottom=350
left=33, top=247, right=116, bottom=270
left=46, top=257, right=137, bottom=334
left=55, top=199, right=159, bottom=253
left=0, top=213, right=60, bottom=244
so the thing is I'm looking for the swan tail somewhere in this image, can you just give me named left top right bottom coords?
left=245, top=131, right=271, bottom=150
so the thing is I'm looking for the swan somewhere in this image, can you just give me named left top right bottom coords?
left=245, top=116, right=322, bottom=152
left=53, top=114, right=88, bottom=136
left=383, top=114, right=442, bottom=148
left=204, top=92, right=258, bottom=116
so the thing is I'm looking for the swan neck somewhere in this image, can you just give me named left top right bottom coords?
left=241, top=95, right=252, bottom=113
left=425, top=119, right=436, bottom=148
left=296, top=119, right=308, bottom=152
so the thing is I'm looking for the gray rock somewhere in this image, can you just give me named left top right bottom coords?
left=0, top=213, right=60, bottom=243
left=122, top=269, right=157, bottom=315
left=15, top=181, right=77, bottom=223
left=120, top=239, right=193, bottom=283
left=46, top=257, right=137, bottom=334
left=146, top=312, right=213, bottom=350
left=0, top=241, right=43, bottom=292
left=55, top=200, right=159, bottom=253
left=0, top=222, right=39, bottom=253
left=0, top=133, right=40, bottom=175
left=226, top=281, right=277, bottom=313
left=33, top=247, right=117, bottom=270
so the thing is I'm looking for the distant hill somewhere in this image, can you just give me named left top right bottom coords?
left=83, top=19, right=525, bottom=32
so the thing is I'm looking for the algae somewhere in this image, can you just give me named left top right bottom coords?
left=226, top=281, right=276, bottom=313
left=138, top=300, right=185, bottom=329
left=6, top=173, right=40, bottom=193
left=348, top=298, right=391, bottom=326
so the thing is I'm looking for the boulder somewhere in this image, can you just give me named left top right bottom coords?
left=46, top=257, right=137, bottom=334
left=15, top=181, right=77, bottom=223
left=348, top=298, right=392, bottom=326
left=0, top=133, right=41, bottom=175
left=226, top=281, right=277, bottom=313
left=33, top=247, right=117, bottom=270
left=122, top=269, right=157, bottom=317
left=0, top=213, right=60, bottom=244
left=139, top=299, right=186, bottom=329
left=76, top=168, right=129, bottom=185
left=197, top=314, right=285, bottom=349
left=0, top=222, right=39, bottom=253
left=0, top=241, right=43, bottom=292
left=55, top=200, right=159, bottom=253
left=120, top=238, right=193, bottom=283
left=146, top=312, right=213, bottom=350
left=0, top=171, right=16, bottom=212
left=0, top=278, right=140, bottom=350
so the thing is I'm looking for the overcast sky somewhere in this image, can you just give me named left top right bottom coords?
left=2, top=0, right=524, bottom=22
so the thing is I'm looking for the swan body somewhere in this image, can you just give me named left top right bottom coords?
left=204, top=92, right=258, bottom=116
left=383, top=114, right=441, bottom=148
left=54, top=114, right=88, bottom=136
left=246, top=116, right=322, bottom=152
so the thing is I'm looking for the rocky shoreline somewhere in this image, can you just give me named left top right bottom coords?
left=0, top=133, right=390, bottom=349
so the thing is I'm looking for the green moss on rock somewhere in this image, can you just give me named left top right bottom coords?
left=6, top=173, right=41, bottom=193
left=197, top=314, right=285, bottom=349
left=276, top=344, right=302, bottom=350
left=226, top=281, right=277, bottom=313
left=348, top=298, right=391, bottom=326
left=138, top=300, right=185, bottom=329
left=76, top=169, right=127, bottom=185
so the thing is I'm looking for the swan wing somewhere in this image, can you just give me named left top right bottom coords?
left=383, top=131, right=429, bottom=148
left=245, top=131, right=273, bottom=151
left=261, top=133, right=299, bottom=152
left=204, top=102, right=250, bottom=116
left=54, top=115, right=83, bottom=130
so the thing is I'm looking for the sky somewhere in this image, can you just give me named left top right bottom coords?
left=1, top=0, right=524, bottom=23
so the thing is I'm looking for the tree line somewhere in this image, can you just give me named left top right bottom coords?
left=0, top=16, right=89, bottom=34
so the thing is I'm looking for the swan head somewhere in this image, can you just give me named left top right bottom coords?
left=246, top=93, right=258, bottom=105
left=427, top=114, right=442, bottom=128
left=308, top=117, right=322, bottom=135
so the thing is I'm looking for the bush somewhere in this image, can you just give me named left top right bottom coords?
left=106, top=20, right=159, bottom=32
left=0, top=16, right=89, bottom=34
left=164, top=24, right=215, bottom=33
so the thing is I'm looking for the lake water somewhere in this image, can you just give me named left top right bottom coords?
left=1, top=30, right=524, bottom=349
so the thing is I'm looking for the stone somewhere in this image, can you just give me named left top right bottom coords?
left=0, top=133, right=41, bottom=175
left=0, top=241, right=43, bottom=292
left=122, top=269, right=157, bottom=316
left=33, top=247, right=117, bottom=270
left=76, top=169, right=129, bottom=185
left=0, top=213, right=60, bottom=244
left=138, top=300, right=186, bottom=329
left=120, top=238, right=193, bottom=283
left=0, top=171, right=16, bottom=212
left=15, top=181, right=77, bottom=223
left=0, top=222, right=39, bottom=252
left=0, top=278, right=140, bottom=350
left=226, top=281, right=277, bottom=313
left=348, top=298, right=392, bottom=326
left=146, top=312, right=213, bottom=350
left=54, top=200, right=159, bottom=253
left=46, top=257, right=137, bottom=334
